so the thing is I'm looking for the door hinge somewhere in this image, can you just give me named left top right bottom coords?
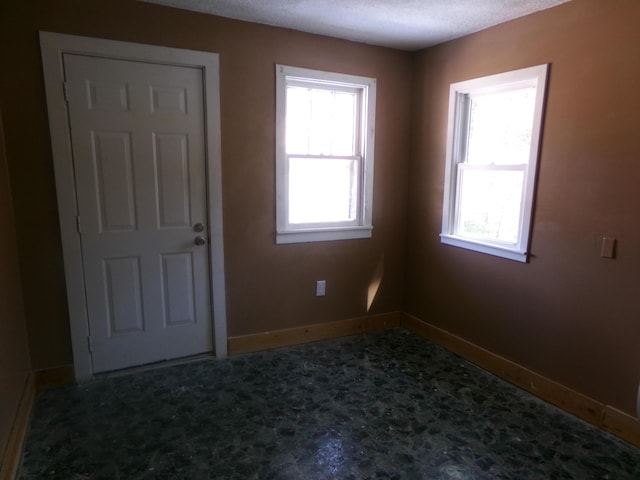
left=87, top=335, right=92, bottom=353
left=63, top=82, right=70, bottom=102
left=76, top=215, right=81, bottom=234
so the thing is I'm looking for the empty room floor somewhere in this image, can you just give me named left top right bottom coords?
left=17, top=329, right=640, bottom=479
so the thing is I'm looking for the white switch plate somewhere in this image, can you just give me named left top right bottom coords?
left=601, top=236, right=616, bottom=259
left=316, top=280, right=326, bottom=296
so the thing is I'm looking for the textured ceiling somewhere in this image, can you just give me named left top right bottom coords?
left=141, top=0, right=571, bottom=51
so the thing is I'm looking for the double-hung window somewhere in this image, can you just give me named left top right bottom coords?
left=441, top=64, right=549, bottom=262
left=275, top=65, right=376, bottom=244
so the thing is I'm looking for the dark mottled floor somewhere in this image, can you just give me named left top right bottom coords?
left=18, top=329, right=640, bottom=479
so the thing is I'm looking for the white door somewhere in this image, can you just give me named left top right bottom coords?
left=64, top=54, right=212, bottom=373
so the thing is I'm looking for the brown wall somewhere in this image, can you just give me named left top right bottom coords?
left=406, top=0, right=640, bottom=415
left=0, top=109, right=31, bottom=461
left=0, top=0, right=411, bottom=369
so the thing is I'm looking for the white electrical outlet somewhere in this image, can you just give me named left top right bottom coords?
left=316, top=280, right=326, bottom=297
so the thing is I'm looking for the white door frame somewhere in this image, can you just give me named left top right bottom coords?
left=39, top=31, right=228, bottom=380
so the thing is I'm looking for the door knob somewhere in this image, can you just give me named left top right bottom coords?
left=194, top=236, right=207, bottom=246
left=193, top=223, right=205, bottom=232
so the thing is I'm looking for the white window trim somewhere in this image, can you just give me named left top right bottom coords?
left=440, top=64, right=549, bottom=262
left=275, top=65, right=376, bottom=244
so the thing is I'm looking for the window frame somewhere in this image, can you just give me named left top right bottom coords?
left=440, top=64, right=549, bottom=262
left=275, top=64, right=376, bottom=244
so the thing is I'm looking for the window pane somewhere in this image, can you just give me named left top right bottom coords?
left=456, top=168, right=524, bottom=244
left=308, top=89, right=333, bottom=155
left=286, top=87, right=311, bottom=154
left=288, top=157, right=358, bottom=224
left=286, top=86, right=357, bottom=156
left=330, top=92, right=356, bottom=156
left=467, top=87, right=536, bottom=166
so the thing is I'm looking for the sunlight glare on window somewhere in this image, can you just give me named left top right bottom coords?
left=467, top=87, right=536, bottom=166
left=457, top=169, right=524, bottom=243
left=288, top=157, right=358, bottom=224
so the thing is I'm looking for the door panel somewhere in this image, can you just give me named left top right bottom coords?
left=154, top=133, right=191, bottom=227
left=92, top=131, right=137, bottom=231
left=64, top=54, right=212, bottom=373
left=104, top=257, right=144, bottom=334
left=161, top=253, right=196, bottom=326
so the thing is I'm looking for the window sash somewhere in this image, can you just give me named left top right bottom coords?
left=285, top=85, right=362, bottom=158
left=453, top=163, right=527, bottom=246
left=285, top=154, right=363, bottom=229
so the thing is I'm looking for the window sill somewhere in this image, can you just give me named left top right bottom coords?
left=440, top=234, right=527, bottom=263
left=277, top=226, right=373, bottom=244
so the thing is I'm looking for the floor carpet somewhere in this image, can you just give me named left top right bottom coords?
left=17, top=329, right=640, bottom=479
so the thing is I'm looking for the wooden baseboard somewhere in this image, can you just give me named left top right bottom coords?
left=603, top=405, right=640, bottom=447
left=34, top=365, right=74, bottom=392
left=401, top=312, right=640, bottom=448
left=228, top=311, right=402, bottom=355
left=0, top=374, right=35, bottom=480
